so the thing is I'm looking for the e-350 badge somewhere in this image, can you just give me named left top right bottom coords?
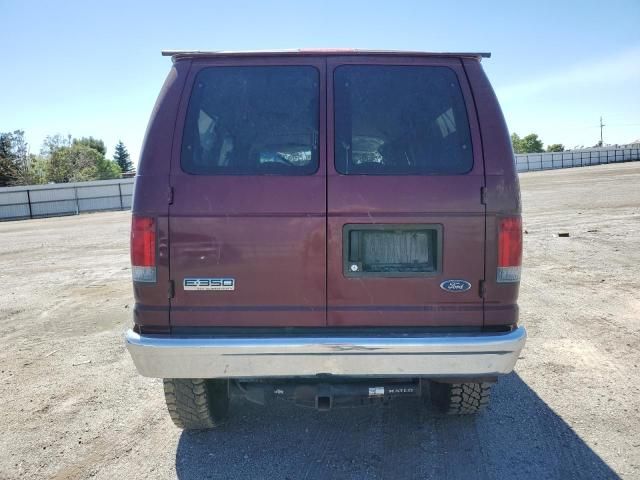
left=183, top=278, right=235, bottom=291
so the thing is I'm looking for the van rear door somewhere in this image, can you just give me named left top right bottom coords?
left=168, top=58, right=326, bottom=328
left=326, top=56, right=485, bottom=327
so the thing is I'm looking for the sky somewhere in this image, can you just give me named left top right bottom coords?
left=1, top=0, right=639, bottom=163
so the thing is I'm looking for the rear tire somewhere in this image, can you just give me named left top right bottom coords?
left=163, top=378, right=229, bottom=430
left=429, top=381, right=492, bottom=415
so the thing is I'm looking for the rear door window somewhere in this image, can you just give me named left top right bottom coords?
left=182, top=66, right=319, bottom=175
left=334, top=65, right=473, bottom=175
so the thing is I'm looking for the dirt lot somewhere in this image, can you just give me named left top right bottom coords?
left=1, top=162, right=639, bottom=479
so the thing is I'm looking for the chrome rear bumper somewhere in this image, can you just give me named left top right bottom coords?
left=125, top=327, right=526, bottom=379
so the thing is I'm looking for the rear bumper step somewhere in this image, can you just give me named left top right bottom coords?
left=231, top=379, right=424, bottom=410
left=125, top=327, right=526, bottom=379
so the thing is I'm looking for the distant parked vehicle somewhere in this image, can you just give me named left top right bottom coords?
left=126, top=49, right=526, bottom=429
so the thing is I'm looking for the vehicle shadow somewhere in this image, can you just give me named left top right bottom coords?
left=175, top=373, right=619, bottom=479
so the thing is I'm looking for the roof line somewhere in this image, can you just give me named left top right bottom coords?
left=161, top=49, right=491, bottom=60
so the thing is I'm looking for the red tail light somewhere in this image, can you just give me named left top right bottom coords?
left=131, top=215, right=156, bottom=282
left=497, top=216, right=522, bottom=283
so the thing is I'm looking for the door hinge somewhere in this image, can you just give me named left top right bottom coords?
left=167, top=186, right=174, bottom=205
left=479, top=280, right=486, bottom=298
left=480, top=186, right=487, bottom=205
left=168, top=280, right=175, bottom=299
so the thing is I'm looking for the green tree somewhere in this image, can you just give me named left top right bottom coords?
left=511, top=132, right=544, bottom=153
left=19, top=155, right=48, bottom=185
left=0, top=130, right=29, bottom=186
left=520, top=134, right=544, bottom=153
left=0, top=156, right=18, bottom=186
left=0, top=133, right=17, bottom=186
left=511, top=133, right=523, bottom=153
left=546, top=144, right=565, bottom=152
left=10, top=130, right=28, bottom=166
left=46, top=145, right=121, bottom=183
left=95, top=156, right=122, bottom=179
left=73, top=136, right=106, bottom=156
left=41, top=134, right=71, bottom=157
left=113, top=140, right=133, bottom=172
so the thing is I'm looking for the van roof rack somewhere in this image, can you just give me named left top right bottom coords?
left=161, top=49, right=491, bottom=60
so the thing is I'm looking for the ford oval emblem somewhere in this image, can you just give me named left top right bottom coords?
left=440, top=279, right=472, bottom=292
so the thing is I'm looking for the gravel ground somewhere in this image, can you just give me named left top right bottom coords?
left=1, top=162, right=639, bottom=479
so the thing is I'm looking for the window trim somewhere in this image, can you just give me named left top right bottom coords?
left=179, top=65, right=322, bottom=176
left=332, top=64, right=475, bottom=176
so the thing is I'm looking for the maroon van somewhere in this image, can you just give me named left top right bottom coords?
left=126, top=49, right=526, bottom=429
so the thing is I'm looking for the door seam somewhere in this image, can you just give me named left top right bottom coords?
left=324, top=56, right=329, bottom=327
left=460, top=58, right=487, bottom=326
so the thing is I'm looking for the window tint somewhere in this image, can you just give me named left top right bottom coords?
left=182, top=66, right=319, bottom=175
left=334, top=66, right=473, bottom=175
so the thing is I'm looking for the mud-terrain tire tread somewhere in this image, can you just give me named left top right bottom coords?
left=430, top=381, right=492, bottom=415
left=163, top=378, right=229, bottom=430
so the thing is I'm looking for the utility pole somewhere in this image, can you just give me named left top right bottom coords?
left=599, top=116, right=605, bottom=146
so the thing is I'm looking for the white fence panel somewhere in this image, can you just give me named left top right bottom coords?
left=0, top=190, right=30, bottom=219
left=0, top=179, right=135, bottom=221
left=2, top=147, right=639, bottom=221
left=515, top=147, right=640, bottom=173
